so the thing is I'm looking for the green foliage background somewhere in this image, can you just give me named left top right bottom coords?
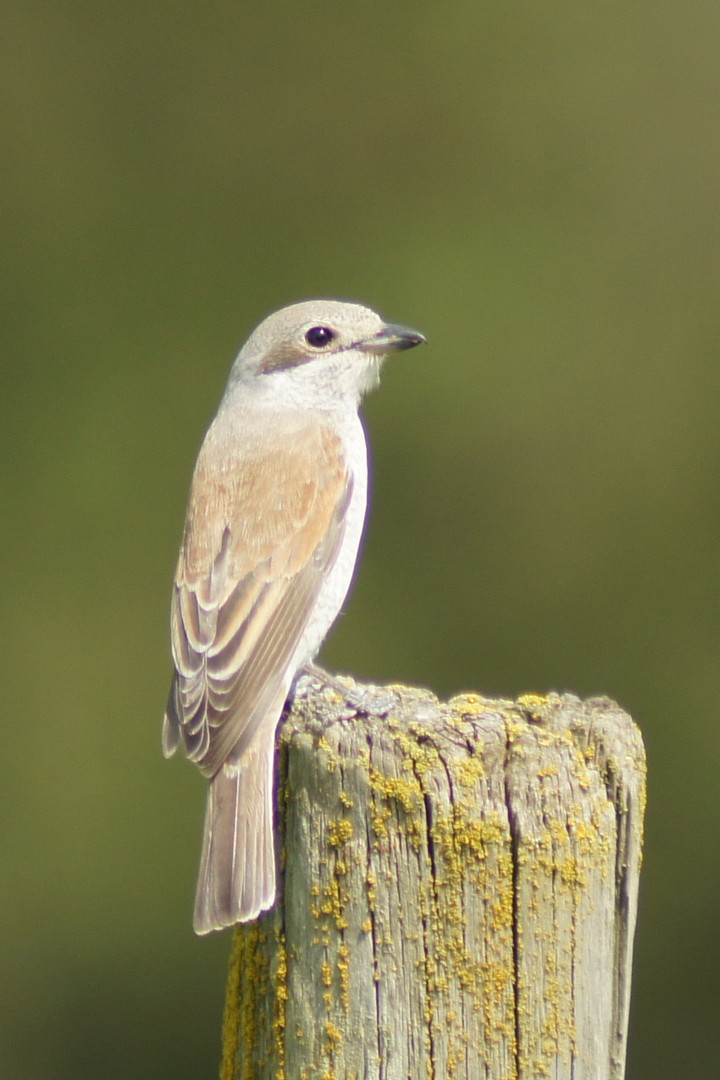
left=3, top=2, right=720, bottom=1076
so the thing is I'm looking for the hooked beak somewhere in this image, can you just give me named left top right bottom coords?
left=358, top=323, right=427, bottom=354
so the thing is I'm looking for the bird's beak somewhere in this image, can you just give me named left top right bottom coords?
left=358, top=324, right=427, bottom=354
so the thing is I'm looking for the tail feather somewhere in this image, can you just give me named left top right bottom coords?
left=193, top=732, right=276, bottom=934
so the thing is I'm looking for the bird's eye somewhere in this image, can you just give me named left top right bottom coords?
left=305, top=326, right=336, bottom=348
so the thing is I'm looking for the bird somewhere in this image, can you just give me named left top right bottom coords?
left=163, top=299, right=425, bottom=934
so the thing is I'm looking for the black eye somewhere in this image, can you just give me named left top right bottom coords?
left=305, top=325, right=336, bottom=348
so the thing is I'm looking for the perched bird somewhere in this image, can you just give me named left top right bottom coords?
left=163, top=299, right=425, bottom=934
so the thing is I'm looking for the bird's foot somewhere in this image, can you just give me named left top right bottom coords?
left=297, top=662, right=397, bottom=716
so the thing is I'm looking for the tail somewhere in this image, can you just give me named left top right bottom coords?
left=193, top=732, right=276, bottom=935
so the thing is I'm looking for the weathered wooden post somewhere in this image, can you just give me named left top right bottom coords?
left=220, top=679, right=645, bottom=1080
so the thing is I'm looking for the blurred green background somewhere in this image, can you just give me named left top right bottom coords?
left=3, top=2, right=719, bottom=1077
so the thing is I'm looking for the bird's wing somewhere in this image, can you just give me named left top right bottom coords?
left=164, top=420, right=353, bottom=778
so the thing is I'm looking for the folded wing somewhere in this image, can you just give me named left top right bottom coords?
left=164, top=420, right=352, bottom=778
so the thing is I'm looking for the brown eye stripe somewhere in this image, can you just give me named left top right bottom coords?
left=258, top=335, right=353, bottom=374
left=257, top=341, right=317, bottom=374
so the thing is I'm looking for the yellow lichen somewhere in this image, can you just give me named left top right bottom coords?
left=454, top=753, right=486, bottom=788
left=327, top=818, right=353, bottom=846
left=272, top=927, right=288, bottom=1080
left=368, top=766, right=422, bottom=813
left=337, top=943, right=351, bottom=1014
left=448, top=692, right=488, bottom=716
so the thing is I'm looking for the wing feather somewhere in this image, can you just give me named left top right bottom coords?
left=164, top=419, right=352, bottom=778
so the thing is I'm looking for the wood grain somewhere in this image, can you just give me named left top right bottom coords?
left=221, top=679, right=645, bottom=1080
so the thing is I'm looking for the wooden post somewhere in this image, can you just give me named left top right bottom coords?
left=220, top=679, right=645, bottom=1080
